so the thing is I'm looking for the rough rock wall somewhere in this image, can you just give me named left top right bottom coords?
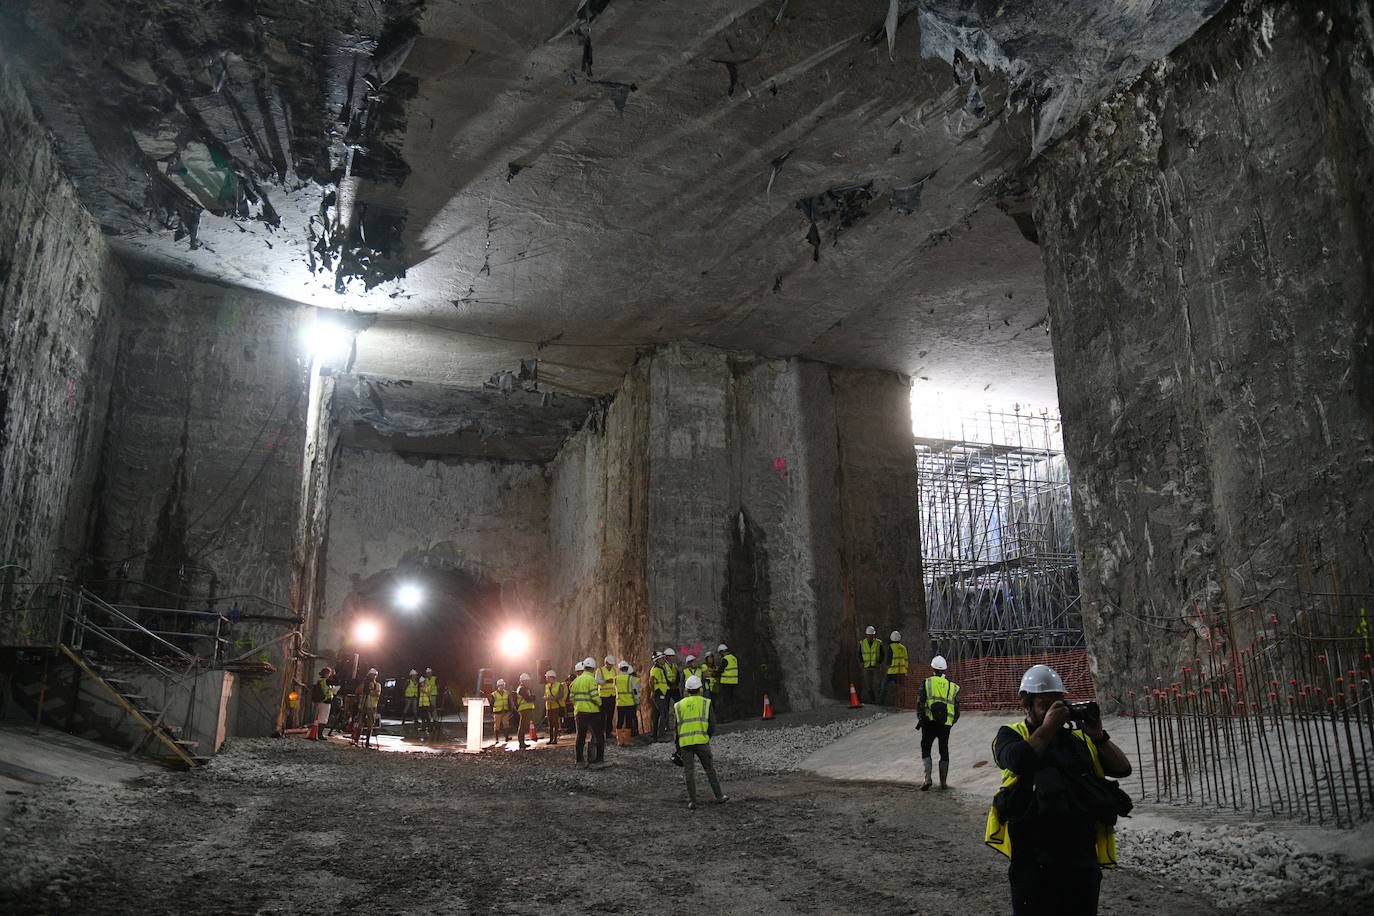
left=317, top=447, right=551, bottom=652
left=1033, top=0, right=1374, bottom=702
left=0, top=58, right=125, bottom=644
left=89, top=279, right=311, bottom=735
left=546, top=363, right=652, bottom=672
left=554, top=343, right=925, bottom=711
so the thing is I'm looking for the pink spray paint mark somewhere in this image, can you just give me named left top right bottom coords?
left=773, top=457, right=787, bottom=474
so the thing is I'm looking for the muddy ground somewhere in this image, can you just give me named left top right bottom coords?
left=2, top=728, right=1372, bottom=915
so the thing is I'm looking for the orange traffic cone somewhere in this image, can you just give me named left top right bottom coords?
left=848, top=683, right=863, bottom=709
left=528, top=720, right=538, bottom=742
left=761, top=693, right=774, bottom=720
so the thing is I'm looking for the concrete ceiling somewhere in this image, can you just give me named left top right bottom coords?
left=3, top=0, right=1225, bottom=407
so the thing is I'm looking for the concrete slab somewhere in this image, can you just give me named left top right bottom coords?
left=0, top=722, right=159, bottom=824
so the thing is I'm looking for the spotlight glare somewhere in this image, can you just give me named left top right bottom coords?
left=396, top=583, right=423, bottom=611
left=353, top=618, right=381, bottom=645
left=301, top=318, right=352, bottom=361
left=498, top=629, right=530, bottom=658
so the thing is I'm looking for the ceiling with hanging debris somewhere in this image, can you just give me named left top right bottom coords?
left=1, top=0, right=1224, bottom=402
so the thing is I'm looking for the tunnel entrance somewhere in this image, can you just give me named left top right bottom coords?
left=338, top=553, right=525, bottom=708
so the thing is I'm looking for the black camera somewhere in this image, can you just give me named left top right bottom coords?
left=1065, top=700, right=1100, bottom=723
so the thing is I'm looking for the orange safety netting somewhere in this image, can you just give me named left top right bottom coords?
left=939, top=650, right=1096, bottom=710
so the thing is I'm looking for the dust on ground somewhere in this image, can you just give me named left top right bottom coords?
left=2, top=714, right=1371, bottom=915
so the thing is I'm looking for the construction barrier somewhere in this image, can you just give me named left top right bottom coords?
left=944, top=650, right=1096, bottom=710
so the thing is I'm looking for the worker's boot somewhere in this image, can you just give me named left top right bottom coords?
left=939, top=759, right=949, bottom=789
left=921, top=758, right=933, bottom=791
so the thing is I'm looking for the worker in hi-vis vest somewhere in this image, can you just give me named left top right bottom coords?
left=883, top=631, right=908, bottom=706
left=543, top=670, right=567, bottom=745
left=915, top=655, right=960, bottom=790
left=490, top=678, right=512, bottom=746
left=673, top=675, right=728, bottom=809
left=986, top=664, right=1132, bottom=915
left=401, top=669, right=420, bottom=725
left=715, top=644, right=739, bottom=721
left=571, top=659, right=604, bottom=768
left=859, top=626, right=884, bottom=705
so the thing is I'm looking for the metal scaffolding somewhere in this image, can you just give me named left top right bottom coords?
left=916, top=407, right=1084, bottom=658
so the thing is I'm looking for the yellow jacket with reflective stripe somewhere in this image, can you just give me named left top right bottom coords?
left=516, top=685, right=535, bottom=712
left=425, top=677, right=438, bottom=700
left=404, top=678, right=419, bottom=698
left=923, top=675, right=959, bottom=725
left=860, top=638, right=882, bottom=669
left=651, top=665, right=670, bottom=695
left=887, top=643, right=909, bottom=675
left=674, top=695, right=712, bottom=746
left=615, top=673, right=637, bottom=707
left=720, top=654, right=739, bottom=685
left=703, top=661, right=719, bottom=691
left=680, top=665, right=703, bottom=691
left=571, top=672, right=601, bottom=713
left=597, top=665, right=617, bottom=697
left=984, top=721, right=1118, bottom=867
left=664, top=662, right=679, bottom=689
left=545, top=681, right=567, bottom=708
left=491, top=689, right=510, bottom=713
left=418, top=679, right=432, bottom=707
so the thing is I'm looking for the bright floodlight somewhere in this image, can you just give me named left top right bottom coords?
left=353, top=618, right=381, bottom=645
left=301, top=318, right=352, bottom=361
left=498, top=628, right=530, bottom=658
left=395, top=583, right=423, bottom=610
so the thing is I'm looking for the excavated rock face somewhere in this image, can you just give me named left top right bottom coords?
left=0, top=1, right=1226, bottom=401
left=1032, top=0, right=1374, bottom=701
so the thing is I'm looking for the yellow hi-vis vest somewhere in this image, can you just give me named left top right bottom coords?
left=860, top=638, right=882, bottom=669
left=887, top=643, right=909, bottom=675
left=720, top=654, right=739, bottom=685
left=703, top=662, right=719, bottom=691
left=681, top=665, right=703, bottom=690
left=651, top=665, right=670, bottom=696
left=615, top=673, right=637, bottom=706
left=418, top=680, right=432, bottom=707
left=924, top=675, right=959, bottom=725
left=984, top=721, right=1118, bottom=868
left=425, top=677, right=438, bottom=701
left=571, top=672, right=600, bottom=713
left=664, top=662, right=679, bottom=689
left=517, top=686, right=535, bottom=712
left=598, top=665, right=617, bottom=698
left=404, top=678, right=419, bottom=698
left=545, top=681, right=567, bottom=709
left=491, top=689, right=510, bottom=713
left=674, top=695, right=711, bottom=746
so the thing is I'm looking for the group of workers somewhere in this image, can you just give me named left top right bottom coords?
left=305, top=665, right=445, bottom=748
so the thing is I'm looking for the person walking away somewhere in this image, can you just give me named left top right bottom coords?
left=674, top=675, right=728, bottom=809
left=987, top=664, right=1133, bottom=916
left=614, top=661, right=638, bottom=744
left=597, top=655, right=618, bottom=738
left=490, top=678, right=512, bottom=746
left=716, top=644, right=739, bottom=721
left=543, top=670, right=567, bottom=745
left=515, top=673, right=537, bottom=750
left=916, top=655, right=960, bottom=789
left=859, top=627, right=884, bottom=705
left=353, top=668, right=382, bottom=748
left=571, top=660, right=604, bottom=768
left=310, top=667, right=334, bottom=740
left=884, top=631, right=908, bottom=706
left=401, top=669, right=420, bottom=727
left=650, top=653, right=671, bottom=741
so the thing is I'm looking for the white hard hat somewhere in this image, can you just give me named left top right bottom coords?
left=409, top=669, right=418, bottom=676
left=545, top=669, right=557, bottom=678
left=1019, top=664, right=1066, bottom=695
left=618, top=661, right=629, bottom=671
left=717, top=644, right=728, bottom=652
left=583, top=656, right=596, bottom=668
left=865, top=626, right=876, bottom=636
left=496, top=678, right=506, bottom=686
left=685, top=654, right=697, bottom=663
left=574, top=662, right=585, bottom=672
left=664, top=648, right=676, bottom=657
left=931, top=655, right=948, bottom=671
left=425, top=667, right=433, bottom=674
left=519, top=673, right=530, bottom=681
left=684, top=675, right=703, bottom=691
left=368, top=667, right=378, bottom=675
left=604, top=654, right=616, bottom=664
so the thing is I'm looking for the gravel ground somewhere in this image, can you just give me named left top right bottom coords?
left=2, top=719, right=1372, bottom=915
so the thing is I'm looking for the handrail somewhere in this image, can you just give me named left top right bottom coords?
left=106, top=604, right=229, bottom=620
left=64, top=611, right=179, bottom=678
left=80, top=588, right=194, bottom=662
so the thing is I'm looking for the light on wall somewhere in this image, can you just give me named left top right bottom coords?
left=395, top=583, right=423, bottom=611
left=498, top=628, right=530, bottom=658
left=301, top=316, right=353, bottom=362
left=353, top=618, right=381, bottom=645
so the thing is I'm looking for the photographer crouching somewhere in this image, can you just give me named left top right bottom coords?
left=986, top=664, right=1133, bottom=916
